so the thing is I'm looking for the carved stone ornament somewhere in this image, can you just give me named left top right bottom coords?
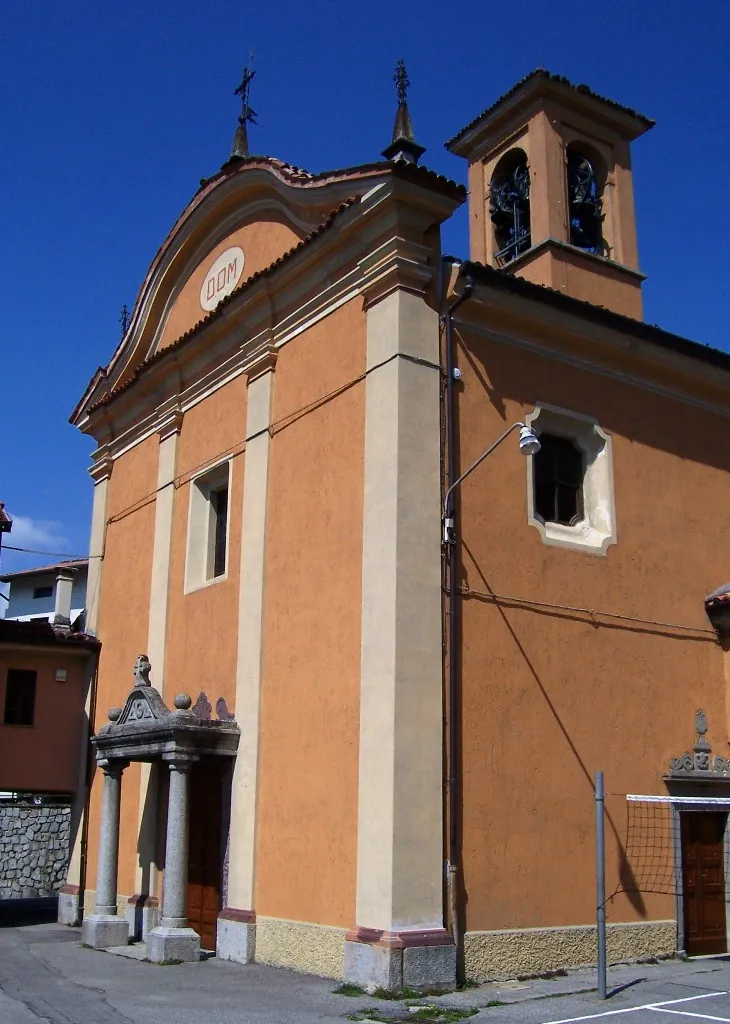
left=668, top=710, right=730, bottom=778
left=216, top=697, right=235, bottom=722
left=192, top=692, right=212, bottom=722
left=93, top=656, right=240, bottom=766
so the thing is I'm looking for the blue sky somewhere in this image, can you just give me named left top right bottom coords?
left=1, top=0, right=728, bottom=584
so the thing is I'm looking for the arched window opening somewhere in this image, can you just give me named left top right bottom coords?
left=567, top=147, right=605, bottom=255
left=490, top=150, right=531, bottom=266
left=533, top=433, right=585, bottom=526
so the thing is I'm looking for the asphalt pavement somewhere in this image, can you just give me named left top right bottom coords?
left=1, top=922, right=729, bottom=1024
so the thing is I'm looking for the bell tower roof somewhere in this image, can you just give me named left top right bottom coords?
left=445, top=69, right=654, bottom=158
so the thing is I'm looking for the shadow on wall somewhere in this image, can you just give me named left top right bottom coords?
left=458, top=539, right=647, bottom=918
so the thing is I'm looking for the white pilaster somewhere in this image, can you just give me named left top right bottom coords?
left=345, top=289, right=454, bottom=990
left=133, top=417, right=180, bottom=911
left=217, top=351, right=275, bottom=964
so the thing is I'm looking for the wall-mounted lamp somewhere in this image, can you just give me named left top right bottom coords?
left=443, top=422, right=540, bottom=544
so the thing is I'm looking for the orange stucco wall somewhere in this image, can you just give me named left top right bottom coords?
left=157, top=215, right=302, bottom=351
left=164, top=375, right=247, bottom=707
left=454, top=318, right=730, bottom=934
left=0, top=649, right=93, bottom=792
left=255, top=298, right=366, bottom=928
left=86, top=434, right=159, bottom=896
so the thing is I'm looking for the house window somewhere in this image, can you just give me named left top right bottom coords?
left=4, top=669, right=37, bottom=726
left=526, top=404, right=617, bottom=556
left=185, top=460, right=232, bottom=592
left=534, top=434, right=585, bottom=526
left=33, top=586, right=53, bottom=600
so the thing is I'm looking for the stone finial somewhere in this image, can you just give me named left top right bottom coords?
left=174, top=694, right=192, bottom=711
left=381, top=58, right=426, bottom=166
left=192, top=692, right=212, bottom=721
left=108, top=707, right=122, bottom=722
left=216, top=697, right=235, bottom=722
left=134, top=655, right=152, bottom=687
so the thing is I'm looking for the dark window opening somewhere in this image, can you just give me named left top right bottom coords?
left=4, top=669, right=37, bottom=726
left=32, top=586, right=53, bottom=600
left=567, top=149, right=604, bottom=254
left=211, top=486, right=229, bottom=579
left=534, top=433, right=585, bottom=526
left=490, top=151, right=531, bottom=266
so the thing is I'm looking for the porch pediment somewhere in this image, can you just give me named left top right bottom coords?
left=94, top=655, right=239, bottom=764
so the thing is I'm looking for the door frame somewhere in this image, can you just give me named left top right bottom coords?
left=671, top=800, right=730, bottom=956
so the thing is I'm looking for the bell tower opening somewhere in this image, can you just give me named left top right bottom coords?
left=446, top=71, right=654, bottom=319
left=490, top=148, right=531, bottom=266
left=566, top=144, right=606, bottom=256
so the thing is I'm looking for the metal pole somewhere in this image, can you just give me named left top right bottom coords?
left=595, top=770, right=607, bottom=999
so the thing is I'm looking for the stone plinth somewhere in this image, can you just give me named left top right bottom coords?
left=146, top=925, right=200, bottom=964
left=82, top=914, right=130, bottom=949
left=344, top=929, right=456, bottom=992
left=216, top=909, right=256, bottom=963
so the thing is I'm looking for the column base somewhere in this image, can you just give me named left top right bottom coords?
left=216, top=908, right=256, bottom=963
left=82, top=914, right=130, bottom=949
left=146, top=926, right=201, bottom=964
left=126, top=895, right=159, bottom=941
left=58, top=885, right=82, bottom=927
left=344, top=928, right=456, bottom=993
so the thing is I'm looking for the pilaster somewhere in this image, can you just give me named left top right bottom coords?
left=217, top=349, right=276, bottom=964
left=131, top=410, right=181, bottom=932
left=345, top=288, right=455, bottom=991
left=59, top=454, right=111, bottom=927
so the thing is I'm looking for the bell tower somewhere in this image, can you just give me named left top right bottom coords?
left=446, top=71, right=654, bottom=319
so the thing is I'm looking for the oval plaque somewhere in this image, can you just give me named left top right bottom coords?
left=200, top=246, right=245, bottom=312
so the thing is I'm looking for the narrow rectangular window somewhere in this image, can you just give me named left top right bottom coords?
left=211, top=485, right=229, bottom=578
left=33, top=586, right=53, bottom=600
left=4, top=669, right=37, bottom=726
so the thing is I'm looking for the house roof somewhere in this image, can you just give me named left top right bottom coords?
left=0, top=618, right=99, bottom=650
left=0, top=558, right=88, bottom=583
left=455, top=259, right=730, bottom=375
left=445, top=69, right=655, bottom=152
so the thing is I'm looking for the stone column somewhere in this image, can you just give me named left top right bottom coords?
left=81, top=759, right=130, bottom=949
left=146, top=758, right=200, bottom=963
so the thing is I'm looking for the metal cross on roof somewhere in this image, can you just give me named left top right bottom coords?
left=394, top=59, right=409, bottom=106
left=234, top=53, right=257, bottom=126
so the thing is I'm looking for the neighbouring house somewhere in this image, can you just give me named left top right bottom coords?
left=0, top=562, right=99, bottom=910
left=2, top=559, right=88, bottom=628
left=62, top=67, right=730, bottom=986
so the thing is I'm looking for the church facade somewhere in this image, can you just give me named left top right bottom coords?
left=62, top=69, right=730, bottom=987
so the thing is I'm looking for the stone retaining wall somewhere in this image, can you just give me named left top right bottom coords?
left=0, top=800, right=71, bottom=899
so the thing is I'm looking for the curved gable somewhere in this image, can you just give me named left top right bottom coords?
left=155, top=210, right=301, bottom=352
left=77, top=161, right=370, bottom=417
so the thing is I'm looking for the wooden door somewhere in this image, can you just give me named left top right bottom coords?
left=681, top=811, right=727, bottom=956
left=186, top=762, right=224, bottom=951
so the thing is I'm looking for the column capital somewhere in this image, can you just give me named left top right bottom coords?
left=98, top=759, right=129, bottom=778
left=163, top=755, right=197, bottom=773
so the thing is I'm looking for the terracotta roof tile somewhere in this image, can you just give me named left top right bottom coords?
left=445, top=69, right=655, bottom=152
left=0, top=558, right=88, bottom=583
left=456, top=259, right=730, bottom=375
left=0, top=618, right=99, bottom=648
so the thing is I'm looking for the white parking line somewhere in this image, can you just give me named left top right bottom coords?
left=648, top=1010, right=730, bottom=1023
left=542, top=991, right=729, bottom=1024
